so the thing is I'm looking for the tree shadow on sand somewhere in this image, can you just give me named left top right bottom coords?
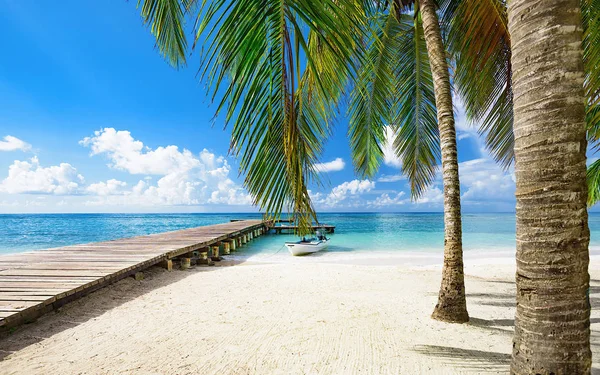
left=412, top=345, right=510, bottom=373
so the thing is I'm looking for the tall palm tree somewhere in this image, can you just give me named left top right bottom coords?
left=138, top=0, right=472, bottom=322
left=506, top=0, right=591, bottom=372
left=349, top=0, right=468, bottom=322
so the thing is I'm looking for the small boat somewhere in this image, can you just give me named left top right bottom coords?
left=285, top=232, right=330, bottom=256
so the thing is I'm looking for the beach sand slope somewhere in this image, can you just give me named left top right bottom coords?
left=1, top=260, right=599, bottom=374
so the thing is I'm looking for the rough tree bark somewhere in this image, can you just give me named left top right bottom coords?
left=419, top=0, right=469, bottom=323
left=507, top=0, right=591, bottom=373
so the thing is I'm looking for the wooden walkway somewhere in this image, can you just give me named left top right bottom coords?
left=0, top=220, right=266, bottom=329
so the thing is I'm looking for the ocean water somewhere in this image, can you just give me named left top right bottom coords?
left=1, top=213, right=600, bottom=264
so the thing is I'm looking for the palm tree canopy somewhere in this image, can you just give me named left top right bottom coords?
left=444, top=0, right=600, bottom=205
left=348, top=3, right=439, bottom=199
left=137, top=0, right=364, bottom=233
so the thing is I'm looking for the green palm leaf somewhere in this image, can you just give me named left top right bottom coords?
left=193, top=0, right=362, bottom=233
left=137, top=0, right=192, bottom=68
left=583, top=0, right=600, bottom=141
left=442, top=0, right=513, bottom=168
left=348, top=6, right=439, bottom=199
left=348, top=11, right=399, bottom=178
left=393, top=11, right=439, bottom=199
left=588, top=159, right=600, bottom=206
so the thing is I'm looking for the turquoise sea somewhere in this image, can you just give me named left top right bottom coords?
left=2, top=213, right=600, bottom=264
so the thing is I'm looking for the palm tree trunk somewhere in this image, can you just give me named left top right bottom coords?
left=419, top=0, right=469, bottom=323
left=507, top=0, right=591, bottom=373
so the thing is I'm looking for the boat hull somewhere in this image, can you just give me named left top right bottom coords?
left=285, top=240, right=329, bottom=256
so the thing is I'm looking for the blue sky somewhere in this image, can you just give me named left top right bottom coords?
left=0, top=1, right=521, bottom=213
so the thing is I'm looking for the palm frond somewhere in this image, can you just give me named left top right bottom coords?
left=588, top=159, right=600, bottom=206
left=348, top=11, right=400, bottom=178
left=442, top=0, right=514, bottom=168
left=393, top=12, right=440, bottom=199
left=193, top=0, right=362, bottom=233
left=137, top=0, right=192, bottom=67
left=583, top=0, right=600, bottom=145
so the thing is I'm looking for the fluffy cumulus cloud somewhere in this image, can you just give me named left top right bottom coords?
left=316, top=179, right=375, bottom=207
left=459, top=158, right=515, bottom=203
left=86, top=179, right=127, bottom=196
left=416, top=186, right=444, bottom=204
left=0, top=135, right=31, bottom=152
left=368, top=192, right=406, bottom=207
left=81, top=128, right=251, bottom=206
left=0, top=156, right=83, bottom=195
left=80, top=128, right=199, bottom=175
left=314, top=158, right=345, bottom=173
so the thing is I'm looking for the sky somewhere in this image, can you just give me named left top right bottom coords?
left=0, top=1, right=532, bottom=214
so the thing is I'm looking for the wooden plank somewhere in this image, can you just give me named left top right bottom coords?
left=0, top=269, right=111, bottom=277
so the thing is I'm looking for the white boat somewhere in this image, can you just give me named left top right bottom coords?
left=285, top=237, right=329, bottom=256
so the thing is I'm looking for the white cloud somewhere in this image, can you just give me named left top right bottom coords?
left=368, top=192, right=406, bottom=207
left=80, top=128, right=199, bottom=175
left=459, top=158, right=515, bottom=203
left=86, top=179, right=127, bottom=196
left=382, top=126, right=402, bottom=168
left=81, top=129, right=252, bottom=206
left=416, top=186, right=444, bottom=204
left=314, top=158, right=345, bottom=173
left=320, top=179, right=375, bottom=207
left=0, top=156, right=83, bottom=195
left=0, top=135, right=31, bottom=152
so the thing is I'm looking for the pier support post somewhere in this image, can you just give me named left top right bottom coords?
left=210, top=244, right=221, bottom=261
left=160, top=259, right=173, bottom=271
left=180, top=257, right=191, bottom=270
left=229, top=239, right=236, bottom=251
left=197, top=249, right=214, bottom=266
left=237, top=237, right=242, bottom=247
left=223, top=242, right=231, bottom=255
left=241, top=235, right=247, bottom=245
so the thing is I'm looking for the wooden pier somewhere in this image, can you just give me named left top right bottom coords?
left=0, top=220, right=267, bottom=329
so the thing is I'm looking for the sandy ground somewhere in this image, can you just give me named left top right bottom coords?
left=1, top=257, right=599, bottom=375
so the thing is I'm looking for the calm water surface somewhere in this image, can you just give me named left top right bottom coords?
left=2, top=213, right=600, bottom=263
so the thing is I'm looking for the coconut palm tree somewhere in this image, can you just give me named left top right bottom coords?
left=349, top=0, right=468, bottom=322
left=138, top=0, right=473, bottom=323
left=506, top=0, right=592, bottom=372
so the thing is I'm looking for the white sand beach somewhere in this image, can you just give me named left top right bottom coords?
left=1, top=257, right=599, bottom=375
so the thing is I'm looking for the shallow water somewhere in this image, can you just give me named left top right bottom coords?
left=1, top=213, right=600, bottom=263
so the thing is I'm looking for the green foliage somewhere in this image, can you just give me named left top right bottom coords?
left=137, top=0, right=192, bottom=68
left=349, top=4, right=439, bottom=199
left=442, top=0, right=513, bottom=169
left=588, top=159, right=600, bottom=206
left=393, top=13, right=439, bottom=199
left=583, top=0, right=600, bottom=141
left=192, top=0, right=363, bottom=233
left=583, top=0, right=600, bottom=206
